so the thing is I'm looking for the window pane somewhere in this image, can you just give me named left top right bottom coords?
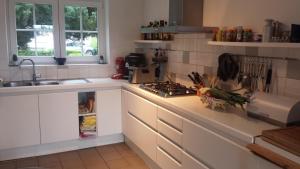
left=17, top=31, right=35, bottom=56
left=66, top=32, right=82, bottom=56
left=83, top=33, right=98, bottom=56
left=65, top=6, right=80, bottom=30
left=36, top=31, right=54, bottom=56
left=82, top=7, right=97, bottom=31
left=35, top=4, right=53, bottom=29
left=16, top=3, right=33, bottom=29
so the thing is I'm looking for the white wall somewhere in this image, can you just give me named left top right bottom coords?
left=108, top=0, right=144, bottom=60
left=0, top=0, right=144, bottom=81
left=203, top=0, right=300, bottom=33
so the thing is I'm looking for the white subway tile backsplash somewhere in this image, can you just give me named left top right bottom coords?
left=68, top=68, right=81, bottom=79
left=45, top=66, right=58, bottom=80
left=285, top=78, right=300, bottom=99
left=0, top=69, right=10, bottom=81
left=79, top=66, right=90, bottom=78
left=273, top=60, right=287, bottom=78
left=289, top=48, right=300, bottom=59
left=9, top=67, right=22, bottom=81
left=196, top=65, right=205, bottom=74
left=258, top=48, right=273, bottom=57
left=57, top=68, right=69, bottom=79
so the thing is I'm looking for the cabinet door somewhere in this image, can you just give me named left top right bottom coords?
left=183, top=119, right=259, bottom=169
left=122, top=90, right=129, bottom=136
left=97, top=89, right=122, bottom=136
left=0, top=95, right=40, bottom=150
left=39, top=92, right=78, bottom=144
left=125, top=111, right=157, bottom=162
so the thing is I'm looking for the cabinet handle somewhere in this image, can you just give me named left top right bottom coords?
left=157, top=146, right=182, bottom=166
left=247, top=144, right=300, bottom=169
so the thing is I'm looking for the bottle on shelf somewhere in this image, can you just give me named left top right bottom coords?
left=263, top=19, right=274, bottom=42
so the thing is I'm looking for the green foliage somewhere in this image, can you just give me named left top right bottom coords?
left=90, top=37, right=98, bottom=49
left=67, top=50, right=81, bottom=57
left=18, top=49, right=53, bottom=56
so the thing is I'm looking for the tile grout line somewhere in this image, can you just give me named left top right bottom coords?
left=94, top=146, right=112, bottom=169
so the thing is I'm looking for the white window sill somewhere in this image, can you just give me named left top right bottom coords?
left=10, top=63, right=110, bottom=68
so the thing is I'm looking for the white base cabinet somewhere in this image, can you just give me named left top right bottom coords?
left=0, top=95, right=40, bottom=150
left=122, top=90, right=282, bottom=169
left=39, top=92, right=79, bottom=144
left=122, top=90, right=157, bottom=162
left=97, top=89, right=122, bottom=136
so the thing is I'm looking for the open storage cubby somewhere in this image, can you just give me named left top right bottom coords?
left=78, top=92, right=97, bottom=139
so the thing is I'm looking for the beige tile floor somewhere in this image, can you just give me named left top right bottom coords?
left=0, top=143, right=150, bottom=169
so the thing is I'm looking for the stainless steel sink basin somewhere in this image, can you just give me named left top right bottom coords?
left=35, top=80, right=60, bottom=86
left=2, top=80, right=60, bottom=87
left=3, top=81, right=34, bottom=87
left=1, top=79, right=89, bottom=88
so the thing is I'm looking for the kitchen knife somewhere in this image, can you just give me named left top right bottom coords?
left=188, top=74, right=197, bottom=84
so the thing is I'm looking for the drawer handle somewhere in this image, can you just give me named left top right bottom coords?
left=158, top=146, right=182, bottom=166
left=159, top=118, right=182, bottom=133
left=128, top=111, right=157, bottom=131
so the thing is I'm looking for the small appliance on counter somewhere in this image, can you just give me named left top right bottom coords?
left=111, top=57, right=126, bottom=79
left=125, top=53, right=155, bottom=84
left=247, top=92, right=300, bottom=127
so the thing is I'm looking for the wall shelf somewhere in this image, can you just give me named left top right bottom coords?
left=208, top=41, right=300, bottom=48
left=134, top=40, right=172, bottom=44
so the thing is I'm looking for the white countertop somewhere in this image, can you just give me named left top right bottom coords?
left=123, top=84, right=278, bottom=144
left=0, top=78, right=127, bottom=96
left=0, top=78, right=277, bottom=144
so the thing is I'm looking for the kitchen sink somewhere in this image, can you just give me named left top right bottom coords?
left=1, top=79, right=90, bottom=88
left=34, top=80, right=60, bottom=86
left=2, top=81, right=34, bottom=87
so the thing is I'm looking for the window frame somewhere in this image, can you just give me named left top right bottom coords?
left=8, top=0, right=106, bottom=65
left=59, top=0, right=105, bottom=64
left=9, top=0, right=60, bottom=64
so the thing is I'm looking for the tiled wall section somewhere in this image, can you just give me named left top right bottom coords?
left=166, top=33, right=300, bottom=99
left=0, top=65, right=114, bottom=82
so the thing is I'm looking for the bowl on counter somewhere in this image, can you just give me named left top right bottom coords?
left=54, top=57, right=66, bottom=65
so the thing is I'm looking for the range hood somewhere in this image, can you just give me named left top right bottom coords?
left=141, top=0, right=216, bottom=33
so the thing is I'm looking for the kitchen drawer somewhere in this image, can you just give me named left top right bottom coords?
left=125, top=112, right=157, bottom=162
left=157, top=119, right=182, bottom=147
left=127, top=92, right=157, bottom=129
left=157, top=134, right=183, bottom=163
left=157, top=147, right=181, bottom=169
left=158, top=107, right=183, bottom=131
left=183, top=119, right=259, bottom=169
left=182, top=151, right=210, bottom=169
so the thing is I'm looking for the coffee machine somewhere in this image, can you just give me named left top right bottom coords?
left=124, top=53, right=155, bottom=83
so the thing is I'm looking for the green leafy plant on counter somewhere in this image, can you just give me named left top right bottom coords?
left=199, top=87, right=250, bottom=110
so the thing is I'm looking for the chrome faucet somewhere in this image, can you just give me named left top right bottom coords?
left=19, top=59, right=40, bottom=82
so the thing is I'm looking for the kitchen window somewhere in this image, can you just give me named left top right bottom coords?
left=8, top=0, right=105, bottom=64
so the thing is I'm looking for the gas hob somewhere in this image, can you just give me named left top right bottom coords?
left=140, top=81, right=196, bottom=98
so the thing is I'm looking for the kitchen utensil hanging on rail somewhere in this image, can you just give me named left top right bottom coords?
left=217, top=53, right=274, bottom=93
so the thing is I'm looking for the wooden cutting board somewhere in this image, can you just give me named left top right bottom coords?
left=261, top=126, right=300, bottom=156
